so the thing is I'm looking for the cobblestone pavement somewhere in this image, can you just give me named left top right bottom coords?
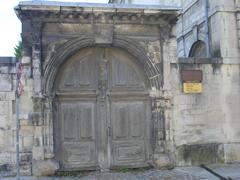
left=2, top=164, right=240, bottom=180
left=1, top=166, right=219, bottom=180
left=207, top=163, right=240, bottom=180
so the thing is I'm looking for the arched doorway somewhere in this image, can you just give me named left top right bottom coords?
left=53, top=47, right=152, bottom=170
left=189, top=40, right=207, bottom=58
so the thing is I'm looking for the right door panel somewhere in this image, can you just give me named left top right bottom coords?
left=110, top=100, right=149, bottom=167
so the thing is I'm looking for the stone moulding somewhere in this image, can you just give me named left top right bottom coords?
left=40, top=35, right=171, bottom=171
left=42, top=35, right=162, bottom=96
left=15, top=3, right=179, bottom=26
left=178, top=57, right=223, bottom=64
left=0, top=57, right=18, bottom=65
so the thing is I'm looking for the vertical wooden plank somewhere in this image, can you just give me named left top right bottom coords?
left=62, top=105, right=77, bottom=140
left=80, top=105, right=93, bottom=139
left=114, top=105, right=128, bottom=138
left=129, top=103, right=144, bottom=138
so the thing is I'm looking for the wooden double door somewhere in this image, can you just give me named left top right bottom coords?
left=54, top=47, right=151, bottom=170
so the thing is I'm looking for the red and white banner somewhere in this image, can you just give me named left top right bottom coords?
left=16, top=63, right=23, bottom=97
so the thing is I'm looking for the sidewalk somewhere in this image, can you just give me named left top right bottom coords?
left=1, top=164, right=240, bottom=180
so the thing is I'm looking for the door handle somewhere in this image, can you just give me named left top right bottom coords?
left=107, top=127, right=112, bottom=137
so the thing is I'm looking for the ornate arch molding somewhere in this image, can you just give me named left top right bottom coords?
left=42, top=35, right=161, bottom=95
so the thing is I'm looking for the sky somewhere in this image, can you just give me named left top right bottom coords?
left=0, top=0, right=108, bottom=57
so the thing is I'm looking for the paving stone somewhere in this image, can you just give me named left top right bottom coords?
left=0, top=166, right=221, bottom=180
left=207, top=163, right=240, bottom=180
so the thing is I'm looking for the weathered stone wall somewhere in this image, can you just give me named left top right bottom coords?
left=0, top=58, right=16, bottom=176
left=175, top=0, right=240, bottom=166
left=0, top=57, right=34, bottom=176
left=170, top=60, right=240, bottom=165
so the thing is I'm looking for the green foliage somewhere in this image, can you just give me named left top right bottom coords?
left=113, top=167, right=152, bottom=173
left=55, top=171, right=84, bottom=177
left=14, top=40, right=22, bottom=58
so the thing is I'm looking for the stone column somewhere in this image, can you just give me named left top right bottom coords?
left=150, top=24, right=175, bottom=169
left=29, top=22, right=59, bottom=176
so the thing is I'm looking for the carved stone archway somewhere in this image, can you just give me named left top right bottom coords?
left=43, top=35, right=162, bottom=95
left=41, top=35, right=165, bottom=168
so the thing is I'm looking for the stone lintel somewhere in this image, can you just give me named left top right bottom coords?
left=0, top=57, right=18, bottom=65
left=178, top=57, right=223, bottom=64
left=17, top=1, right=181, bottom=11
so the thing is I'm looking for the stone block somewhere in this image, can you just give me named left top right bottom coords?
left=224, top=144, right=240, bottom=163
left=0, top=101, right=10, bottom=115
left=33, top=76, right=42, bottom=93
left=20, top=126, right=34, bottom=136
left=23, top=136, right=34, bottom=149
left=32, top=146, right=44, bottom=160
left=153, top=154, right=173, bottom=169
left=94, top=24, right=113, bottom=44
left=0, top=115, right=8, bottom=129
left=44, top=149, right=55, bottom=159
left=0, top=92, right=15, bottom=101
left=21, top=56, right=31, bottom=64
left=19, top=113, right=29, bottom=121
left=0, top=74, right=12, bottom=91
left=176, top=143, right=224, bottom=166
left=20, top=119, right=28, bottom=126
left=0, top=66, right=15, bottom=74
left=20, top=163, right=31, bottom=176
left=28, top=112, right=43, bottom=125
left=20, top=153, right=32, bottom=163
left=32, top=159, right=59, bottom=176
left=34, top=126, right=43, bottom=137
left=0, top=152, right=12, bottom=164
left=0, top=164, right=13, bottom=177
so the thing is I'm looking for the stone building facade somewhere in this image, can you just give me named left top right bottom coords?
left=0, top=0, right=239, bottom=177
left=176, top=0, right=240, bottom=165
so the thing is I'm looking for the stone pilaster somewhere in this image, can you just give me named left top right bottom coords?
left=31, top=22, right=42, bottom=94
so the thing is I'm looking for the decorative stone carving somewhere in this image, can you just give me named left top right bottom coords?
left=94, top=24, right=113, bottom=44
left=16, top=8, right=177, bottom=26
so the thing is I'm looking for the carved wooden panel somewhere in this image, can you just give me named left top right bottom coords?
left=55, top=47, right=151, bottom=170
left=110, top=101, right=147, bottom=166
left=62, top=142, right=96, bottom=168
left=111, top=59, right=141, bottom=86
left=108, top=48, right=145, bottom=91
left=56, top=49, right=97, bottom=92
left=59, top=101, right=97, bottom=169
left=112, top=141, right=145, bottom=166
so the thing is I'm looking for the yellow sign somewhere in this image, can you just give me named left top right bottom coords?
left=183, top=83, right=202, bottom=93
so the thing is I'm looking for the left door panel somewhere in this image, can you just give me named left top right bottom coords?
left=58, top=101, right=97, bottom=170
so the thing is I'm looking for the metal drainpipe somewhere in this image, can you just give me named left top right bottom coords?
left=15, top=60, right=20, bottom=180
left=182, top=14, right=186, bottom=57
left=205, top=0, right=210, bottom=57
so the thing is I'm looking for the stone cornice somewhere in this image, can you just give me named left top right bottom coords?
left=17, top=1, right=181, bottom=10
left=15, top=2, right=179, bottom=25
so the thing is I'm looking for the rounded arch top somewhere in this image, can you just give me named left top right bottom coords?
left=188, top=40, right=207, bottom=58
left=42, top=35, right=161, bottom=95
